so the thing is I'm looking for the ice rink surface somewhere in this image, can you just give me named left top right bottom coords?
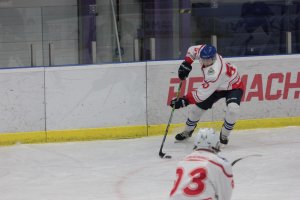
left=0, top=126, right=300, bottom=200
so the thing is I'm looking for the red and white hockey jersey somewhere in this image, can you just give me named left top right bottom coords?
left=169, top=149, right=234, bottom=200
left=184, top=45, right=244, bottom=104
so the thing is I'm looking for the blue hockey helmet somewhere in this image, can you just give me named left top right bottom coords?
left=200, top=45, right=217, bottom=67
left=200, top=45, right=217, bottom=59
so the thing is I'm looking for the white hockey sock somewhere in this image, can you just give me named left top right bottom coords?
left=184, top=105, right=205, bottom=132
left=221, top=103, right=240, bottom=137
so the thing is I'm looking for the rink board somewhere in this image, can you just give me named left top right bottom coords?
left=0, top=55, right=299, bottom=145
left=147, top=55, right=300, bottom=124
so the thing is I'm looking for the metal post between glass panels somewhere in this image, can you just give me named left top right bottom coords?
left=150, top=38, right=155, bottom=60
left=92, top=41, right=96, bottom=64
left=49, top=43, right=55, bottom=66
left=211, top=35, right=217, bottom=49
left=30, top=44, right=37, bottom=67
left=134, top=39, right=140, bottom=61
left=286, top=31, right=292, bottom=54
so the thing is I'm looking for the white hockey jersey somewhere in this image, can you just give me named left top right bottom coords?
left=169, top=149, right=234, bottom=200
left=184, top=45, right=244, bottom=104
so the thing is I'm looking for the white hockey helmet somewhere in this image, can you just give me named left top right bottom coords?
left=194, top=128, right=220, bottom=152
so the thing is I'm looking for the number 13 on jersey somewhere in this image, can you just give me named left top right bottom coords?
left=170, top=167, right=208, bottom=197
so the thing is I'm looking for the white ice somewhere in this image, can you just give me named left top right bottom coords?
left=0, top=126, right=300, bottom=200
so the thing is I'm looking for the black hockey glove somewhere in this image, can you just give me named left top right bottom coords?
left=170, top=97, right=189, bottom=109
left=178, top=61, right=192, bottom=80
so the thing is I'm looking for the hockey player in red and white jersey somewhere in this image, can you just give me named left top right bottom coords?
left=170, top=44, right=244, bottom=144
left=169, top=128, right=234, bottom=200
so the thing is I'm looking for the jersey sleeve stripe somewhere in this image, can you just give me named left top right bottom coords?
left=227, top=73, right=239, bottom=90
left=192, top=91, right=203, bottom=103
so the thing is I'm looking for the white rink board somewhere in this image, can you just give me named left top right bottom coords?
left=147, top=55, right=300, bottom=124
left=228, top=55, right=300, bottom=119
left=45, top=63, right=147, bottom=130
left=0, top=55, right=299, bottom=133
left=0, top=68, right=45, bottom=132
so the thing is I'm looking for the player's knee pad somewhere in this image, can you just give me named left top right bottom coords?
left=226, top=102, right=240, bottom=117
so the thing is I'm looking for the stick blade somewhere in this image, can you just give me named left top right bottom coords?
left=159, top=151, right=172, bottom=159
left=159, top=151, right=165, bottom=158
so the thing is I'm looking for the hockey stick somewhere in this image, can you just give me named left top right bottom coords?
left=231, top=154, right=262, bottom=166
left=159, top=80, right=183, bottom=159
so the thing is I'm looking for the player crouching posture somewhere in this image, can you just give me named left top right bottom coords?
left=169, top=128, right=234, bottom=200
left=170, top=44, right=244, bottom=144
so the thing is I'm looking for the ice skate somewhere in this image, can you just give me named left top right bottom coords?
left=175, top=129, right=195, bottom=141
left=219, top=132, right=229, bottom=145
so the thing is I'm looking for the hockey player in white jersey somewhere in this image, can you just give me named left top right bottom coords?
left=170, top=44, right=244, bottom=144
left=169, top=128, right=234, bottom=200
